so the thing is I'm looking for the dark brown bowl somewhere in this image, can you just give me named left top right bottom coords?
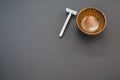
left=76, top=7, right=106, bottom=35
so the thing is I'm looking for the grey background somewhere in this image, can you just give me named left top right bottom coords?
left=0, top=0, right=120, bottom=80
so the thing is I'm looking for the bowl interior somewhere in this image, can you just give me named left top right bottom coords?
left=76, top=7, right=106, bottom=35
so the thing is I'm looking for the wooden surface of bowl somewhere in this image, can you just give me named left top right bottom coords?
left=76, top=7, right=106, bottom=35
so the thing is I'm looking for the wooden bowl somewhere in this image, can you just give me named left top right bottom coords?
left=76, top=7, right=106, bottom=35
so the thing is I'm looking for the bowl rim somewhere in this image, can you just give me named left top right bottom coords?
left=76, top=7, right=107, bottom=35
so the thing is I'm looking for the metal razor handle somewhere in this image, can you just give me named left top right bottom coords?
left=59, top=8, right=77, bottom=38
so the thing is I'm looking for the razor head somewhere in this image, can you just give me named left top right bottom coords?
left=66, top=8, right=77, bottom=15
